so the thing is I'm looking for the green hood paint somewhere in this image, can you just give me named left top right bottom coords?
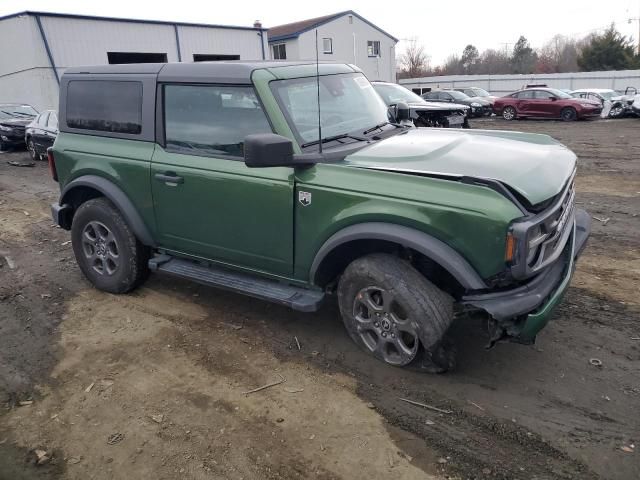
left=342, top=128, right=576, bottom=206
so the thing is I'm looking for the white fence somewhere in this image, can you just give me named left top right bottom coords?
left=399, top=70, right=640, bottom=95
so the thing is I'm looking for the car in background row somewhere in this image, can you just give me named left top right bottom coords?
left=422, top=90, right=492, bottom=117
left=453, top=86, right=498, bottom=104
left=493, top=88, right=601, bottom=121
left=372, top=81, right=469, bottom=128
left=570, top=89, right=627, bottom=118
left=25, top=110, right=58, bottom=161
left=0, top=104, right=38, bottom=150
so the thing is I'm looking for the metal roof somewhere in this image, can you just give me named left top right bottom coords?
left=268, top=10, right=398, bottom=43
left=0, top=10, right=266, bottom=31
left=63, top=61, right=358, bottom=84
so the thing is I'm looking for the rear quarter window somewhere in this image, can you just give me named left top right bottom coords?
left=66, top=80, right=142, bottom=134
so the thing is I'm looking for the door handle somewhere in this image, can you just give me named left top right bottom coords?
left=154, top=172, right=184, bottom=185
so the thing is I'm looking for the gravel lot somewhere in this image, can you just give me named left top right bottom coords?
left=1, top=117, right=639, bottom=480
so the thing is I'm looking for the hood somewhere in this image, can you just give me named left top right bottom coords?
left=409, top=101, right=468, bottom=111
left=341, top=128, right=576, bottom=206
left=467, top=97, right=492, bottom=105
left=0, top=117, right=32, bottom=127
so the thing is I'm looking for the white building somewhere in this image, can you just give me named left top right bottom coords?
left=0, top=11, right=269, bottom=111
left=268, top=10, right=397, bottom=82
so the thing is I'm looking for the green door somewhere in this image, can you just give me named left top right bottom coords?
left=151, top=83, right=295, bottom=277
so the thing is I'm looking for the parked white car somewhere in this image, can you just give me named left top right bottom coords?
left=570, top=89, right=627, bottom=118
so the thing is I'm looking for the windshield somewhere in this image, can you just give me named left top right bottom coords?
left=373, top=83, right=425, bottom=105
left=598, top=91, right=617, bottom=100
left=467, top=88, right=490, bottom=97
left=546, top=88, right=572, bottom=99
left=271, top=73, right=389, bottom=145
left=447, top=90, right=470, bottom=101
left=0, top=104, right=38, bottom=120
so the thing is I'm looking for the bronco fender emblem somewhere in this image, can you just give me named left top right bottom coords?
left=298, top=191, right=312, bottom=206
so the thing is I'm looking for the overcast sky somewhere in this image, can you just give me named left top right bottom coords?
left=2, top=0, right=639, bottom=64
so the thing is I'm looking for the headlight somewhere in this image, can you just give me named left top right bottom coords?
left=579, top=103, right=594, bottom=108
left=0, top=125, right=12, bottom=132
left=471, top=102, right=481, bottom=107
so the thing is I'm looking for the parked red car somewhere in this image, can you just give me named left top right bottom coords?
left=494, top=88, right=602, bottom=121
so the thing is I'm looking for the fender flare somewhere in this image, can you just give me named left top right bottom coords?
left=60, top=175, right=155, bottom=247
left=310, top=222, right=487, bottom=290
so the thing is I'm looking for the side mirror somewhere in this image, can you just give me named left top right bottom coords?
left=244, top=134, right=294, bottom=168
left=395, top=102, right=410, bottom=121
left=549, top=96, right=557, bottom=101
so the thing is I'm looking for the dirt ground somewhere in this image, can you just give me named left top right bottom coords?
left=0, top=117, right=638, bottom=480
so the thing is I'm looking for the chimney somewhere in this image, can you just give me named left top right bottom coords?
left=253, top=20, right=262, bottom=28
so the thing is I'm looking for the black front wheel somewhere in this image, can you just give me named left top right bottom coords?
left=337, top=254, right=455, bottom=372
left=71, top=197, right=149, bottom=293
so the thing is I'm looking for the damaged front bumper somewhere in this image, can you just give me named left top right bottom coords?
left=462, top=208, right=591, bottom=344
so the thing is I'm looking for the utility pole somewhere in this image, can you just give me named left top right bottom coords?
left=629, top=17, right=640, bottom=54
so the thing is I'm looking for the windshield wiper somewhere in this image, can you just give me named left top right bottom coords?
left=0, top=110, right=18, bottom=117
left=363, top=122, right=390, bottom=134
left=301, top=133, right=367, bottom=148
left=363, top=121, right=405, bottom=135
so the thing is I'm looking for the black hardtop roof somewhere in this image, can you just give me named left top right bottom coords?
left=62, top=60, right=350, bottom=84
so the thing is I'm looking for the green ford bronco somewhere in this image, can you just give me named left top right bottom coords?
left=50, top=61, right=590, bottom=372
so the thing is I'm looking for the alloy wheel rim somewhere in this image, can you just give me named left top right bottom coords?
left=504, top=108, right=515, bottom=120
left=81, top=221, right=120, bottom=276
left=352, top=287, right=419, bottom=366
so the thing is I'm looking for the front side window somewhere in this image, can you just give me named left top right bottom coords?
left=272, top=43, right=286, bottom=60
left=66, top=80, right=142, bottom=134
left=38, top=112, right=49, bottom=126
left=271, top=73, right=389, bottom=145
left=534, top=90, right=555, bottom=100
left=323, top=38, right=333, bottom=54
left=367, top=41, right=380, bottom=57
left=164, top=84, right=272, bottom=158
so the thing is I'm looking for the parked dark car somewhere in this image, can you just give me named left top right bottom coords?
left=372, top=81, right=469, bottom=128
left=494, top=88, right=602, bottom=121
left=453, top=86, right=498, bottom=103
left=25, top=110, right=58, bottom=161
left=0, top=104, right=38, bottom=150
left=422, top=90, right=492, bottom=117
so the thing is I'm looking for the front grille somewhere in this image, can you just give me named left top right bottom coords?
left=510, top=173, right=576, bottom=280
left=526, top=181, right=575, bottom=272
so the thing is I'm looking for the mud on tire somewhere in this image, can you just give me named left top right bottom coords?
left=337, top=253, right=456, bottom=373
left=71, top=197, right=150, bottom=294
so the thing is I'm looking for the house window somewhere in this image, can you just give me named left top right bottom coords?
left=348, top=15, right=353, bottom=24
left=322, top=38, right=333, bottom=54
left=272, top=43, right=286, bottom=60
left=367, top=41, right=380, bottom=57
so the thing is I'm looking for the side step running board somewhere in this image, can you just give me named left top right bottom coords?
left=148, top=255, right=324, bottom=312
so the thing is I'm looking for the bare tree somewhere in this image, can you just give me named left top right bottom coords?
left=398, top=38, right=430, bottom=79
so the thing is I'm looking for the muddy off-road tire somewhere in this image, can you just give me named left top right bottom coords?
left=71, top=197, right=149, bottom=294
left=337, top=254, right=456, bottom=373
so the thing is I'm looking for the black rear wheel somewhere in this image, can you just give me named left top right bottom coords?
left=338, top=254, right=455, bottom=372
left=561, top=107, right=577, bottom=121
left=71, top=197, right=149, bottom=293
